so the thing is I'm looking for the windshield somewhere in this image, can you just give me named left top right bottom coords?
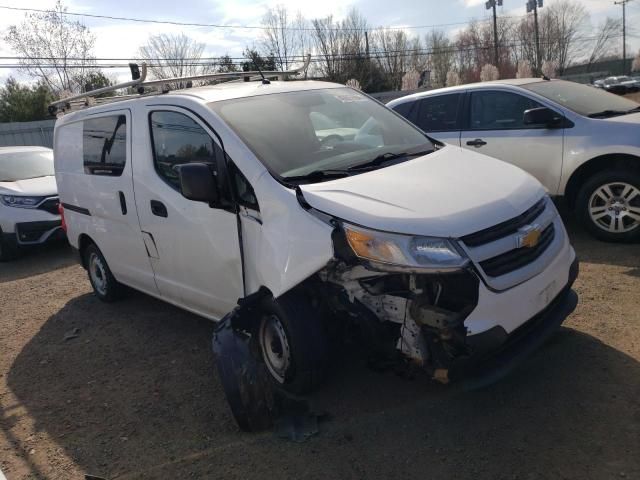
left=522, top=80, right=639, bottom=117
left=0, top=150, right=54, bottom=182
left=209, top=87, right=433, bottom=183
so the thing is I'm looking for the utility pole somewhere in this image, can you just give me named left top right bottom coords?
left=486, top=1, right=504, bottom=70
left=614, top=0, right=632, bottom=74
left=526, top=0, right=544, bottom=75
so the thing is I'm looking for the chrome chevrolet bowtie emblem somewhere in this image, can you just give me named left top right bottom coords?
left=516, top=224, right=542, bottom=248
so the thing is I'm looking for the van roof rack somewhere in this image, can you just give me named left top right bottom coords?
left=49, top=54, right=311, bottom=115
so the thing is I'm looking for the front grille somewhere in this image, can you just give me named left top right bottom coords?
left=38, top=197, right=60, bottom=215
left=479, top=223, right=555, bottom=277
left=462, top=197, right=546, bottom=247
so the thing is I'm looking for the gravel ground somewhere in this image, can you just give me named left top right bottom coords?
left=0, top=213, right=639, bottom=480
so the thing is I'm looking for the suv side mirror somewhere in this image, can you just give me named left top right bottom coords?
left=523, top=107, right=563, bottom=128
left=178, top=163, right=220, bottom=205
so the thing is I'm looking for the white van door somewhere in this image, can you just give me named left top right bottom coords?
left=64, top=110, right=159, bottom=294
left=131, top=106, right=244, bottom=320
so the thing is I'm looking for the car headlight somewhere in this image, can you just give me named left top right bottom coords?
left=0, top=195, right=43, bottom=208
left=343, top=224, right=468, bottom=270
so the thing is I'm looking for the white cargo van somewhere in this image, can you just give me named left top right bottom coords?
left=52, top=64, right=578, bottom=404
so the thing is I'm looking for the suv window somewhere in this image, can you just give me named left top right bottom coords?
left=83, top=115, right=127, bottom=176
left=469, top=91, right=543, bottom=130
left=149, top=111, right=217, bottom=189
left=415, top=94, right=462, bottom=132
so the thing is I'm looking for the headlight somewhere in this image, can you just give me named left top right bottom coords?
left=0, top=195, right=43, bottom=208
left=343, top=224, right=468, bottom=270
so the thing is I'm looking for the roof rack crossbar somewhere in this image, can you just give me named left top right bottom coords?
left=48, top=54, right=310, bottom=114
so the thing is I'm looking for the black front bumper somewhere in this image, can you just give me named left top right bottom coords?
left=14, top=220, right=64, bottom=245
left=449, top=256, right=579, bottom=386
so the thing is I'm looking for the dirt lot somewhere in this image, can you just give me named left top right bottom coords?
left=1, top=213, right=639, bottom=480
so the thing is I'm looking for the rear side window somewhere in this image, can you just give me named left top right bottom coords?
left=83, top=115, right=127, bottom=176
left=469, top=91, right=543, bottom=130
left=415, top=94, right=462, bottom=132
left=391, top=101, right=415, bottom=120
left=149, top=111, right=217, bottom=189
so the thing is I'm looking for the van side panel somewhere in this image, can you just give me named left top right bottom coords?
left=54, top=114, right=159, bottom=295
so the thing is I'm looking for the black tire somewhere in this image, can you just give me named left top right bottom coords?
left=256, top=289, right=328, bottom=395
left=82, top=243, right=124, bottom=302
left=0, top=230, right=21, bottom=262
left=576, top=169, right=640, bottom=243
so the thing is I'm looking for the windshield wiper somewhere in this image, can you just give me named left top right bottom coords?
left=284, top=169, right=352, bottom=183
left=588, top=106, right=640, bottom=118
left=348, top=149, right=433, bottom=171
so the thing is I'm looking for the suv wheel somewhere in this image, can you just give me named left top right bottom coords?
left=256, top=290, right=328, bottom=394
left=83, top=243, right=124, bottom=302
left=576, top=170, right=640, bottom=242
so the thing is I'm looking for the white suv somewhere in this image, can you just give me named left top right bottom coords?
left=388, top=79, right=640, bottom=242
left=0, top=146, right=62, bottom=260
left=53, top=75, right=578, bottom=428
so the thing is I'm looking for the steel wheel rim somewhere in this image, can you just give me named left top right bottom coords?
left=89, top=252, right=108, bottom=296
left=588, top=182, right=640, bottom=233
left=259, top=314, right=291, bottom=383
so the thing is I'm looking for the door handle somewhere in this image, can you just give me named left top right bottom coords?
left=118, top=191, right=127, bottom=215
left=466, top=138, right=487, bottom=147
left=150, top=200, right=168, bottom=218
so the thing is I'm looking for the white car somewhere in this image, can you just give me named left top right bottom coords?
left=53, top=74, right=578, bottom=428
left=387, top=79, right=640, bottom=242
left=0, top=146, right=62, bottom=260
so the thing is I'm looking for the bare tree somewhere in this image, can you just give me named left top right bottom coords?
left=4, top=0, right=97, bottom=95
left=586, top=18, right=622, bottom=70
left=311, top=9, right=370, bottom=87
left=374, top=29, right=409, bottom=90
left=541, top=60, right=558, bottom=78
left=261, top=6, right=307, bottom=71
left=402, top=70, right=420, bottom=90
left=426, top=30, right=454, bottom=88
left=138, top=33, right=210, bottom=88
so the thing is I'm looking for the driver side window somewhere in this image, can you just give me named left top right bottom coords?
left=149, top=111, right=218, bottom=189
left=469, top=91, right=543, bottom=130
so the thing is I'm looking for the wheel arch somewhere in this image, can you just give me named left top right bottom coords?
left=77, top=233, right=97, bottom=269
left=564, top=154, right=640, bottom=210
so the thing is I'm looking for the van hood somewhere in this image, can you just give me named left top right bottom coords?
left=299, top=146, right=545, bottom=238
left=0, top=175, right=58, bottom=197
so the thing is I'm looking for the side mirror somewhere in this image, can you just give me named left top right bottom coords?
left=523, top=107, right=563, bottom=128
left=178, top=163, right=220, bottom=205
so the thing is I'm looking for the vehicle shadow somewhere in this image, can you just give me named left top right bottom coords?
left=0, top=240, right=76, bottom=284
left=4, top=290, right=639, bottom=479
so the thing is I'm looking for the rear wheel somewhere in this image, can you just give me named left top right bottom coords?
left=256, top=290, right=328, bottom=394
left=83, top=243, right=124, bottom=302
left=576, top=170, right=640, bottom=242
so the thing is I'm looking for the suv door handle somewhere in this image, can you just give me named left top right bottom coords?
left=466, top=138, right=487, bottom=147
left=150, top=200, right=168, bottom=218
left=118, top=191, right=127, bottom=215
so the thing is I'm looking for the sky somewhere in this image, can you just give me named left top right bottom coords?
left=0, top=0, right=639, bottom=84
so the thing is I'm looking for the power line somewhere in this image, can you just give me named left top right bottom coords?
left=0, top=4, right=525, bottom=32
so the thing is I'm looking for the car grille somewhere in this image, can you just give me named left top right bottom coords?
left=479, top=223, right=555, bottom=277
left=38, top=197, right=60, bottom=216
left=459, top=197, right=562, bottom=291
left=461, top=197, right=546, bottom=247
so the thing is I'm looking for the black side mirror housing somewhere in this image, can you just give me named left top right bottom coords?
left=523, top=107, right=563, bottom=128
left=178, top=163, right=220, bottom=205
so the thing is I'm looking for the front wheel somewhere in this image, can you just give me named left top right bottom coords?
left=576, top=170, right=640, bottom=242
left=256, top=290, right=328, bottom=394
left=0, top=231, right=21, bottom=262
